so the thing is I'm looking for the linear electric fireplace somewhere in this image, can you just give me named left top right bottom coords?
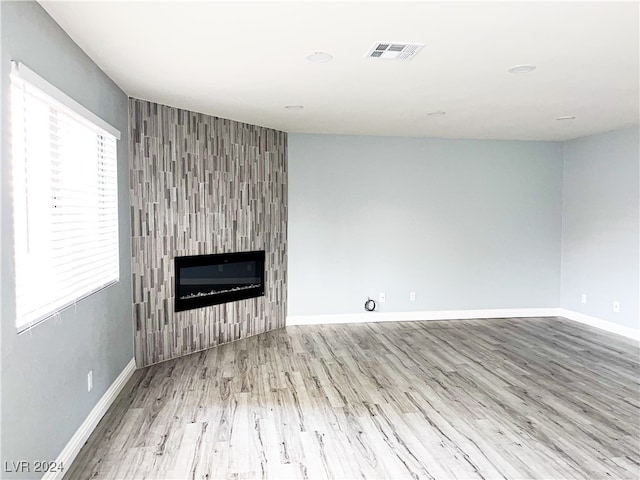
left=175, top=250, right=265, bottom=312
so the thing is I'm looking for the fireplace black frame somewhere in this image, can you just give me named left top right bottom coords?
left=174, top=250, right=265, bottom=312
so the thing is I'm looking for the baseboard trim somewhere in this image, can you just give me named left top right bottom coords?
left=287, top=308, right=561, bottom=326
left=43, top=358, right=137, bottom=480
left=557, top=308, right=640, bottom=342
left=288, top=307, right=640, bottom=342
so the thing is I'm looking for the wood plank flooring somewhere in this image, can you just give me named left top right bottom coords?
left=64, top=317, right=640, bottom=479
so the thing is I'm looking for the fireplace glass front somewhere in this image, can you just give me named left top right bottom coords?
left=174, top=250, right=265, bottom=312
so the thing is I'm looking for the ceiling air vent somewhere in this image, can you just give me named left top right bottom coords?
left=366, top=42, right=425, bottom=61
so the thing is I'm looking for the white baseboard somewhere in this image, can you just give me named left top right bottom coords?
left=287, top=307, right=640, bottom=343
left=557, top=308, right=640, bottom=342
left=43, top=358, right=137, bottom=480
left=287, top=307, right=561, bottom=326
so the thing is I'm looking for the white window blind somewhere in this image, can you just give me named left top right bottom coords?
left=10, top=61, right=121, bottom=332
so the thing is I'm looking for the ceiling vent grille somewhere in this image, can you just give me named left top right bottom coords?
left=366, top=42, right=425, bottom=61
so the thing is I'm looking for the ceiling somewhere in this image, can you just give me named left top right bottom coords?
left=40, top=1, right=639, bottom=141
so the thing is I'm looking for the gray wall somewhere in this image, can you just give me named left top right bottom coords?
left=288, top=134, right=564, bottom=315
left=1, top=2, right=133, bottom=477
left=561, top=126, right=640, bottom=329
left=130, top=99, right=287, bottom=367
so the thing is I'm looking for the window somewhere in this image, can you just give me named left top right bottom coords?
left=10, top=62, right=121, bottom=331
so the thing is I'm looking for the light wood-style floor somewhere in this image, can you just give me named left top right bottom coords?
left=65, top=317, right=640, bottom=480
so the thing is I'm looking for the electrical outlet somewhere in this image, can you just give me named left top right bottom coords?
left=410, top=292, right=416, bottom=302
left=379, top=292, right=386, bottom=303
left=581, top=294, right=587, bottom=304
left=87, top=370, right=93, bottom=392
left=613, top=301, right=621, bottom=313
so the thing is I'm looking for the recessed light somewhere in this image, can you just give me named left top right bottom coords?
left=556, top=115, right=576, bottom=120
left=426, top=110, right=446, bottom=116
left=284, top=105, right=304, bottom=111
left=508, top=65, right=536, bottom=74
left=306, top=52, right=333, bottom=63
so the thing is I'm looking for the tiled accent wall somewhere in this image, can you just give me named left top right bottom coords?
left=129, top=99, right=287, bottom=367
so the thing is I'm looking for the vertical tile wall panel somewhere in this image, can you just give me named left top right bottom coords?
left=129, top=98, right=287, bottom=367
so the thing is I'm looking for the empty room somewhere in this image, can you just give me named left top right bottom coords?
left=1, top=1, right=639, bottom=479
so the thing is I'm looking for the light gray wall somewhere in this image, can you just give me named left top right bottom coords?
left=1, top=2, right=133, bottom=477
left=288, top=134, right=564, bottom=315
left=561, top=126, right=640, bottom=329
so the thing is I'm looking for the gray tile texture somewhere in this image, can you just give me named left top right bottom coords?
left=129, top=98, right=287, bottom=367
